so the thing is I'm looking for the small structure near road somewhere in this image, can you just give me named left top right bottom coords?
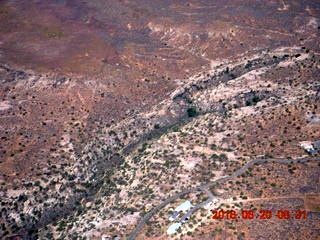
left=167, top=222, right=181, bottom=235
left=300, top=141, right=320, bottom=155
left=204, top=197, right=219, bottom=209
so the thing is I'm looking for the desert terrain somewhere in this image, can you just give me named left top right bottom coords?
left=0, top=0, right=319, bottom=239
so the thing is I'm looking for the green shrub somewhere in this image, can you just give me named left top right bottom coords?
left=187, top=107, right=197, bottom=117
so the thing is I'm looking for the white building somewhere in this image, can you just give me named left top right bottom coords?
left=167, top=222, right=181, bottom=234
left=204, top=197, right=220, bottom=209
left=174, top=200, right=192, bottom=212
left=300, top=141, right=315, bottom=153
